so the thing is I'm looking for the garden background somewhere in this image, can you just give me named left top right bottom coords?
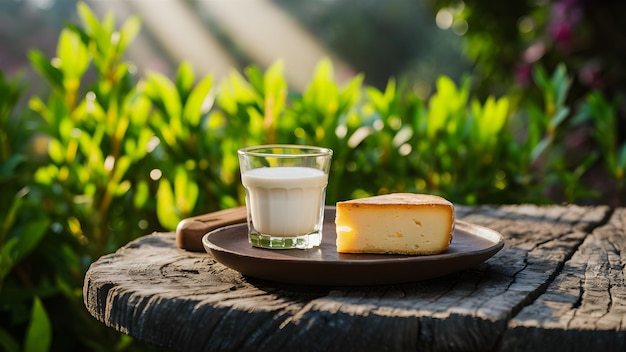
left=1, top=0, right=625, bottom=350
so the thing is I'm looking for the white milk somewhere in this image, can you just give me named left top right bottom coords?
left=241, top=166, right=328, bottom=236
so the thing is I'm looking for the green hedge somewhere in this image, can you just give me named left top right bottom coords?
left=1, top=3, right=624, bottom=351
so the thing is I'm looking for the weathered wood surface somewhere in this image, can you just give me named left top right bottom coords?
left=499, top=207, right=626, bottom=351
left=83, top=205, right=626, bottom=351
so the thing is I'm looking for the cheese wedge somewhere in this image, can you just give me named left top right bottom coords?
left=335, top=193, right=454, bottom=255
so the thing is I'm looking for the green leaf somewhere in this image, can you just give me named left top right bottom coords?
left=24, top=297, right=51, bottom=352
left=57, top=29, right=89, bottom=80
left=245, top=65, right=265, bottom=93
left=552, top=63, right=570, bottom=108
left=174, top=167, right=198, bottom=216
left=9, top=218, right=50, bottom=266
left=217, top=70, right=257, bottom=115
left=176, top=62, right=195, bottom=101
left=34, top=164, right=59, bottom=185
left=156, top=179, right=179, bottom=231
left=491, top=96, right=509, bottom=134
left=531, top=138, right=550, bottom=163
left=427, top=76, right=464, bottom=139
left=383, top=78, right=396, bottom=107
left=78, top=129, right=104, bottom=178
left=77, top=2, right=101, bottom=37
left=338, top=73, right=364, bottom=112
left=367, top=86, right=387, bottom=116
left=182, top=74, right=214, bottom=128
left=115, top=180, right=132, bottom=196
left=550, top=106, right=570, bottom=128
left=145, top=72, right=183, bottom=123
left=48, top=139, right=65, bottom=164
left=246, top=106, right=265, bottom=139
left=126, top=128, right=153, bottom=159
left=117, top=16, right=141, bottom=55
left=133, top=180, right=150, bottom=209
left=64, top=22, right=91, bottom=47
left=303, top=58, right=339, bottom=115
left=111, top=155, right=132, bottom=183
left=78, top=2, right=114, bottom=57
left=28, top=50, right=64, bottom=94
left=129, top=95, right=152, bottom=127
left=263, top=61, right=287, bottom=120
left=475, top=95, right=509, bottom=144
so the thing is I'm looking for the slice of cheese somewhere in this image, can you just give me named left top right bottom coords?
left=335, top=193, right=454, bottom=255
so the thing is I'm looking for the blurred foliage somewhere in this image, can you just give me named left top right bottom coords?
left=423, top=0, right=626, bottom=99
left=576, top=92, right=626, bottom=205
left=0, top=70, right=53, bottom=352
left=423, top=0, right=626, bottom=206
left=1, top=1, right=625, bottom=351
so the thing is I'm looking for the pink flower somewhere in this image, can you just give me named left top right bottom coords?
left=548, top=0, right=583, bottom=50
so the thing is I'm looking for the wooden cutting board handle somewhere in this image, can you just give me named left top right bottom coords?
left=175, top=206, right=247, bottom=252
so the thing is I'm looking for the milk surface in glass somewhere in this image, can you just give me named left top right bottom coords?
left=241, top=166, right=328, bottom=236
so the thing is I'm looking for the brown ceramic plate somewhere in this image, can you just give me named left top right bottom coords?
left=202, top=207, right=504, bottom=286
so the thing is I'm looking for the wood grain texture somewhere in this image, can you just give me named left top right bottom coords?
left=499, top=208, right=626, bottom=351
left=83, top=205, right=620, bottom=351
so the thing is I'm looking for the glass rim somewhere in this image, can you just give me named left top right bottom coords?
left=237, top=144, right=333, bottom=158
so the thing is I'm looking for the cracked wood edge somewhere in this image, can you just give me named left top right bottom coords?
left=499, top=208, right=626, bottom=351
left=83, top=205, right=612, bottom=351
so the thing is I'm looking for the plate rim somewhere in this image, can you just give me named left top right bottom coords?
left=203, top=220, right=503, bottom=263
left=201, top=210, right=504, bottom=285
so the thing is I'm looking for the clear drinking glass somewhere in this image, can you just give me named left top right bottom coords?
left=238, top=145, right=333, bottom=249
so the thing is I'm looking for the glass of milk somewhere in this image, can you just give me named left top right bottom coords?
left=238, top=145, right=333, bottom=249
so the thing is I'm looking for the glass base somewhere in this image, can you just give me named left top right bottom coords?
left=248, top=231, right=322, bottom=249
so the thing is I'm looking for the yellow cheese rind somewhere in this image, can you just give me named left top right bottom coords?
left=335, top=193, right=454, bottom=255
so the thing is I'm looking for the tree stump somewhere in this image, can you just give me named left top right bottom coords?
left=84, top=205, right=626, bottom=351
